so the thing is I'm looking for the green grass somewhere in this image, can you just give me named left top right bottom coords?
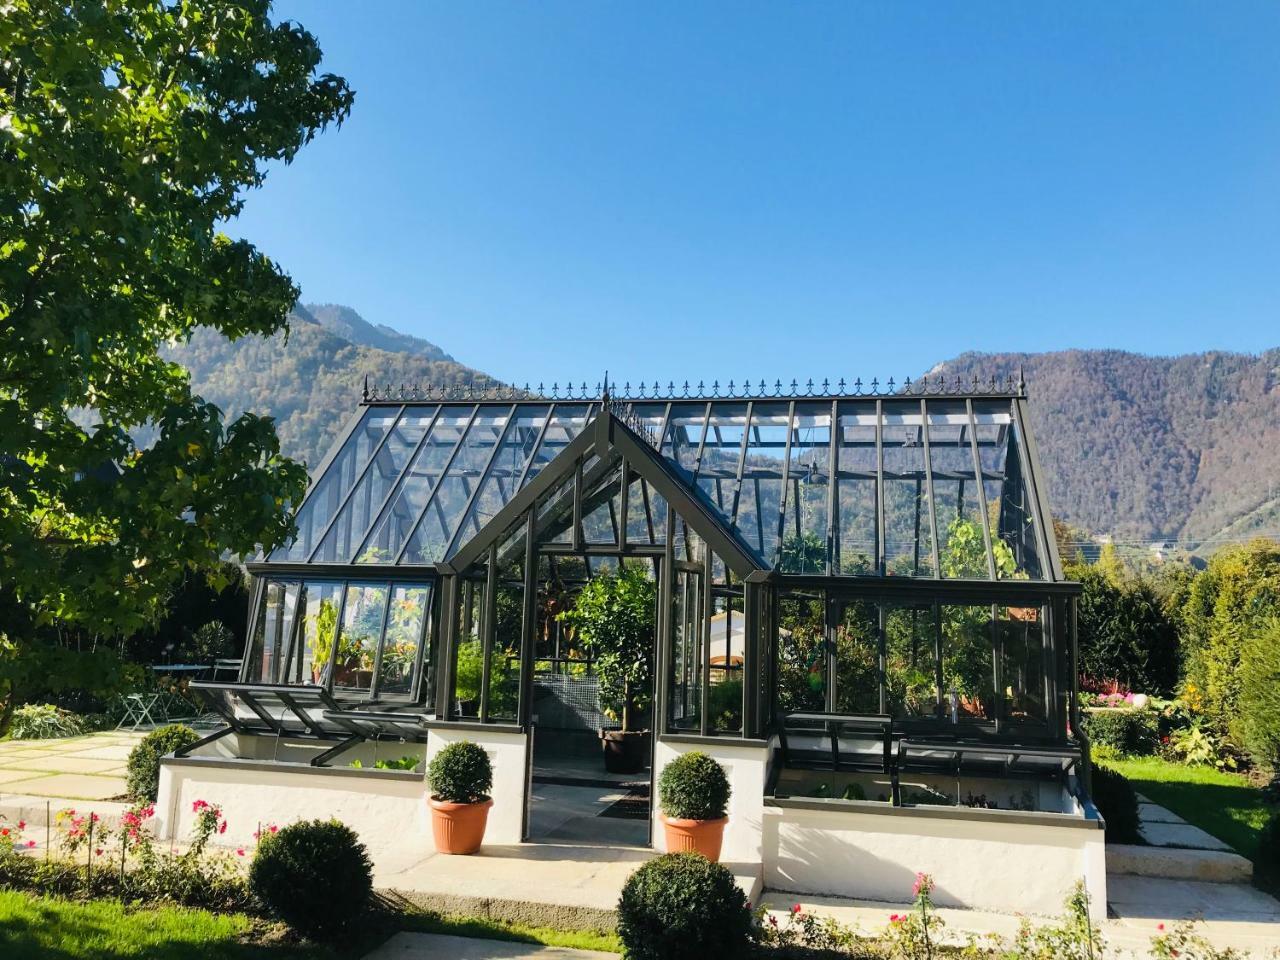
left=0, top=888, right=620, bottom=958
left=0, top=889, right=322, bottom=960
left=1103, top=756, right=1271, bottom=861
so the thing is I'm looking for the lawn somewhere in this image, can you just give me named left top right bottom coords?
left=1104, top=756, right=1272, bottom=861
left=0, top=889, right=621, bottom=959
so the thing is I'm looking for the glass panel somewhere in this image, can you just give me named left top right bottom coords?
left=776, top=592, right=826, bottom=713
left=582, top=462, right=624, bottom=545
left=333, top=582, right=389, bottom=694
left=624, top=476, right=664, bottom=544
left=524, top=403, right=593, bottom=483
left=695, top=403, right=748, bottom=518
left=834, top=403, right=878, bottom=575
left=358, top=407, right=473, bottom=563
left=881, top=401, right=934, bottom=577
left=660, top=403, right=709, bottom=478
left=379, top=583, right=432, bottom=697
left=998, top=604, right=1046, bottom=723
left=313, top=407, right=437, bottom=563
left=975, top=402, right=1044, bottom=580
left=666, top=568, right=704, bottom=731
left=941, top=604, right=995, bottom=723
left=735, top=403, right=790, bottom=567
left=453, top=579, right=485, bottom=718
left=781, top=403, right=832, bottom=574
left=884, top=604, right=939, bottom=718
left=449, top=404, right=550, bottom=554
left=708, top=589, right=743, bottom=733
left=404, top=409, right=512, bottom=563
left=488, top=558, right=523, bottom=722
left=833, top=598, right=879, bottom=714
left=246, top=580, right=300, bottom=682
left=926, top=401, right=989, bottom=579
left=272, top=408, right=397, bottom=561
left=286, top=581, right=344, bottom=685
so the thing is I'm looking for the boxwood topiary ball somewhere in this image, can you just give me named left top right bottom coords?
left=427, top=741, right=493, bottom=804
left=658, top=751, right=731, bottom=821
left=617, top=852, right=751, bottom=960
left=249, top=819, right=372, bottom=936
left=125, top=723, right=200, bottom=802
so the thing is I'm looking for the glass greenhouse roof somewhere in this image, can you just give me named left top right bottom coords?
left=265, top=389, right=1059, bottom=582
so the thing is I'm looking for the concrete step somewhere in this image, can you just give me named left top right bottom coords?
left=1107, top=843, right=1253, bottom=883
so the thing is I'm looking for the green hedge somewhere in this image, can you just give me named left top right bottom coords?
left=617, top=853, right=751, bottom=960
left=125, top=724, right=200, bottom=802
left=249, top=819, right=372, bottom=936
left=1082, top=708, right=1159, bottom=756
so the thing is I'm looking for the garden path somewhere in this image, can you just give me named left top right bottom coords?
left=364, top=933, right=614, bottom=959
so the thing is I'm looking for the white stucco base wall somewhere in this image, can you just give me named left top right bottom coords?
left=651, top=737, right=775, bottom=864
left=424, top=725, right=529, bottom=845
left=763, top=801, right=1107, bottom=920
left=156, top=754, right=431, bottom=862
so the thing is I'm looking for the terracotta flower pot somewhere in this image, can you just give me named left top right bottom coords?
left=429, top=797, right=492, bottom=855
left=662, top=814, right=727, bottom=862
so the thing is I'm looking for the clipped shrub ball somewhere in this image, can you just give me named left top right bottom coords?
left=250, top=819, right=372, bottom=936
left=617, top=852, right=752, bottom=960
left=427, top=741, right=492, bottom=803
left=1091, top=764, right=1141, bottom=844
left=126, top=723, right=200, bottom=802
left=659, top=751, right=731, bottom=821
left=1082, top=709, right=1159, bottom=757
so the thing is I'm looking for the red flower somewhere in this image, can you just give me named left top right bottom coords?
left=219, top=819, right=227, bottom=834
left=236, top=848, right=245, bottom=857
left=1157, top=923, right=1164, bottom=931
left=1, top=828, right=9, bottom=837
left=269, top=825, right=277, bottom=833
left=25, top=840, right=35, bottom=849
left=17, top=820, right=24, bottom=830
left=791, top=903, right=802, bottom=914
left=95, top=849, right=103, bottom=857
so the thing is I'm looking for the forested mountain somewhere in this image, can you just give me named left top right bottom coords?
left=167, top=305, right=1280, bottom=546
left=934, top=350, right=1280, bottom=546
left=166, top=304, right=488, bottom=472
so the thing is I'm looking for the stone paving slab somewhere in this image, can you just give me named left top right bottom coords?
left=364, top=933, right=615, bottom=960
left=67, top=744, right=135, bottom=761
left=1, top=756, right=125, bottom=775
left=1139, top=819, right=1234, bottom=851
left=0, top=769, right=53, bottom=786
left=1137, top=801, right=1187, bottom=825
left=1, top=772, right=127, bottom=801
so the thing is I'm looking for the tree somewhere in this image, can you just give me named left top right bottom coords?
left=1068, top=562, right=1180, bottom=696
left=0, top=1, right=353, bottom=730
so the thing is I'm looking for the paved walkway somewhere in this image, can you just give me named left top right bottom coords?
left=364, top=934, right=614, bottom=959
left=0, top=730, right=147, bottom=803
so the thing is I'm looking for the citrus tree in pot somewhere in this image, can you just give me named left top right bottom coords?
left=426, top=741, right=493, bottom=854
left=558, top=564, right=656, bottom=774
left=658, top=751, right=731, bottom=861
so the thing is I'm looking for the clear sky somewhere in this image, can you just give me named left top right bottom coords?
left=233, top=2, right=1280, bottom=384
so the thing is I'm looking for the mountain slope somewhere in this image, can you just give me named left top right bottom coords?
left=167, top=305, right=486, bottom=469
left=934, top=349, right=1280, bottom=544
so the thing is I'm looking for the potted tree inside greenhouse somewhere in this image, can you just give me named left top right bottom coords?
left=659, top=751, right=731, bottom=861
left=426, top=741, right=493, bottom=854
left=558, top=564, right=656, bottom=774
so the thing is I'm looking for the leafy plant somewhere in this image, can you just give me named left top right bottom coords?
left=1257, top=812, right=1280, bottom=879
left=882, top=872, right=943, bottom=960
left=557, top=564, right=656, bottom=732
left=1091, top=764, right=1141, bottom=844
left=1003, top=882, right=1105, bottom=960
left=1083, top=708, right=1159, bottom=757
left=0, top=0, right=351, bottom=738
left=1238, top=619, right=1280, bottom=773
left=126, top=724, right=200, bottom=803
left=249, top=819, right=372, bottom=936
left=9, top=703, right=88, bottom=740
left=1149, top=919, right=1245, bottom=960
left=658, top=752, right=731, bottom=821
left=180, top=621, right=236, bottom=665
left=349, top=754, right=420, bottom=771
left=617, top=853, right=752, bottom=960
left=427, top=741, right=492, bottom=804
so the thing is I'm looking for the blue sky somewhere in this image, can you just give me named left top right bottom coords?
left=234, top=2, right=1280, bottom=384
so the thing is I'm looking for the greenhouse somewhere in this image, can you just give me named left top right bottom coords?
left=163, top=378, right=1105, bottom=917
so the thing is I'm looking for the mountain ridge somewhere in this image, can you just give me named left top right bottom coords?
left=165, top=305, right=1280, bottom=547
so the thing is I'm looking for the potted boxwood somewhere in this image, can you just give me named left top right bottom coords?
left=557, top=564, right=656, bottom=774
left=658, top=751, right=731, bottom=862
left=426, top=741, right=493, bottom=854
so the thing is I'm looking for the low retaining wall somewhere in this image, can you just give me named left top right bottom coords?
left=763, top=796, right=1107, bottom=920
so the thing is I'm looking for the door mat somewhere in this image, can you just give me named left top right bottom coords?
left=599, top=790, right=650, bottom=820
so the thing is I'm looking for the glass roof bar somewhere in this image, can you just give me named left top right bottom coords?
left=727, top=399, right=754, bottom=529
left=772, top=400, right=796, bottom=566
left=965, top=398, right=998, bottom=580
left=874, top=398, right=886, bottom=574
left=918, top=397, right=943, bottom=578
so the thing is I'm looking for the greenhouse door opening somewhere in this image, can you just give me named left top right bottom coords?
left=525, top=554, right=658, bottom=848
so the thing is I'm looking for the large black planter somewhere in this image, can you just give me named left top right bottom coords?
left=601, top=729, right=650, bottom=774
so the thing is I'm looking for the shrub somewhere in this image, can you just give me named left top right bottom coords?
left=126, top=724, right=200, bottom=802
left=427, top=741, right=492, bottom=803
left=9, top=703, right=89, bottom=740
left=249, top=819, right=372, bottom=936
left=1090, top=764, right=1141, bottom=844
left=1082, top=708, right=1158, bottom=756
left=1238, top=619, right=1280, bottom=771
left=1071, top=563, right=1180, bottom=696
left=659, top=752, right=731, bottom=821
left=617, top=853, right=752, bottom=960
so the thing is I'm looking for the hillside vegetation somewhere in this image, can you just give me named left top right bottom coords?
left=169, top=306, right=1280, bottom=545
